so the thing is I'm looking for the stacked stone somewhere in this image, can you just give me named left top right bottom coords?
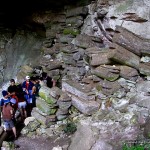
left=31, top=86, right=61, bottom=127
left=39, top=6, right=91, bottom=84
left=56, top=93, right=72, bottom=120
left=15, top=3, right=150, bottom=118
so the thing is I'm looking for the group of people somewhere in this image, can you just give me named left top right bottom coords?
left=0, top=72, right=56, bottom=140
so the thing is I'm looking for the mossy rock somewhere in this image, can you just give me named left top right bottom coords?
left=93, top=72, right=119, bottom=82
left=96, top=85, right=102, bottom=91
left=39, top=92, right=57, bottom=104
left=37, top=103, right=57, bottom=115
left=63, top=28, right=80, bottom=36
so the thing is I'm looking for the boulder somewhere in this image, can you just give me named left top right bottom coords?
left=39, top=86, right=57, bottom=104
left=27, top=119, right=41, bottom=132
left=98, top=80, right=121, bottom=95
left=73, top=50, right=84, bottom=61
left=68, top=124, right=96, bottom=150
left=46, top=115, right=57, bottom=126
left=91, top=65, right=120, bottom=81
left=72, top=34, right=95, bottom=49
left=71, top=95, right=100, bottom=115
left=46, top=60, right=62, bottom=70
left=120, top=65, right=139, bottom=80
left=136, top=81, right=150, bottom=93
left=57, top=100, right=72, bottom=110
left=139, top=63, right=150, bottom=76
left=66, top=16, right=84, bottom=28
left=36, top=97, right=57, bottom=115
left=47, top=69, right=60, bottom=77
left=61, top=53, right=76, bottom=65
left=66, top=6, right=88, bottom=17
left=109, top=43, right=140, bottom=69
left=58, top=93, right=71, bottom=102
left=49, top=86, right=62, bottom=99
left=113, top=26, right=150, bottom=56
left=31, top=108, right=46, bottom=125
left=62, top=79, right=95, bottom=101
left=24, top=117, right=35, bottom=126
left=89, top=50, right=112, bottom=66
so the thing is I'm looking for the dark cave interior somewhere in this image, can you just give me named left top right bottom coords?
left=0, top=0, right=92, bottom=29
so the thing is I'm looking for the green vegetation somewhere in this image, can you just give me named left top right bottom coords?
left=63, top=122, right=77, bottom=134
left=96, top=85, right=102, bottom=91
left=122, top=142, right=150, bottom=150
left=39, top=92, right=56, bottom=104
left=63, top=28, right=80, bottom=36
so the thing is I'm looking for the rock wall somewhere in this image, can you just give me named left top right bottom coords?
left=0, top=0, right=150, bottom=149
left=26, top=1, right=150, bottom=149
left=0, top=29, right=43, bottom=85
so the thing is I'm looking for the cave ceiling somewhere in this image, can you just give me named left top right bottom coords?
left=0, top=0, right=91, bottom=28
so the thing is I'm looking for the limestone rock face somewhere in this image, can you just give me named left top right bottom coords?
left=113, top=26, right=150, bottom=56
left=106, top=0, right=150, bottom=39
left=1, top=0, right=150, bottom=149
left=0, top=31, right=43, bottom=84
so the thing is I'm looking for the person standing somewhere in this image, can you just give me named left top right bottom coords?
left=0, top=90, right=10, bottom=126
left=7, top=79, right=17, bottom=95
left=2, top=101, right=17, bottom=139
left=30, top=76, right=41, bottom=107
left=22, top=76, right=34, bottom=116
left=41, top=72, right=56, bottom=88
left=0, top=90, right=11, bottom=106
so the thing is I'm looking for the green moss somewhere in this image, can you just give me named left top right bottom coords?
left=63, top=28, right=80, bottom=36
left=45, top=97, right=56, bottom=105
left=63, top=122, right=77, bottom=134
left=39, top=92, right=56, bottom=104
left=48, top=108, right=57, bottom=115
left=96, top=85, right=102, bottom=91
left=36, top=104, right=45, bottom=113
left=39, top=92, right=46, bottom=100
left=93, top=72, right=119, bottom=81
left=37, top=103, right=56, bottom=115
left=106, top=76, right=119, bottom=81
left=40, top=47, right=45, bottom=55
left=122, top=142, right=150, bottom=150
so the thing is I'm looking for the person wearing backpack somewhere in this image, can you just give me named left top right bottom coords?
left=2, top=101, right=17, bottom=140
left=0, top=90, right=11, bottom=106
left=0, top=90, right=10, bottom=126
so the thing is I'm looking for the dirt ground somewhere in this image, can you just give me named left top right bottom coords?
left=14, top=135, right=71, bottom=150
